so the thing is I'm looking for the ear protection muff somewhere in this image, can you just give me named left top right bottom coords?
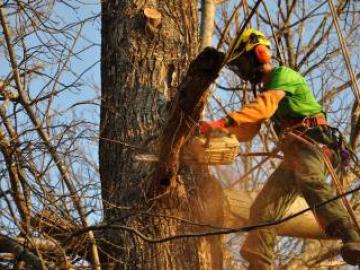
left=254, top=44, right=271, bottom=64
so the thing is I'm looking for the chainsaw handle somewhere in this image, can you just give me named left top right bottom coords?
left=204, top=128, right=231, bottom=148
left=205, top=133, right=211, bottom=148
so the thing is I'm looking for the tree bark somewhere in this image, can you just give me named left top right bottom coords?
left=100, top=1, right=223, bottom=269
left=199, top=0, right=216, bottom=51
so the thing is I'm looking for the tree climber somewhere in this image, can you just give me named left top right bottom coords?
left=199, top=29, right=360, bottom=269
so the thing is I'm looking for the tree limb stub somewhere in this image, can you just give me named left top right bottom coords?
left=144, top=8, right=162, bottom=28
left=156, top=47, right=225, bottom=187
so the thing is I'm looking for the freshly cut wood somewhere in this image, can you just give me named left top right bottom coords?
left=144, top=8, right=162, bottom=27
left=223, top=189, right=329, bottom=239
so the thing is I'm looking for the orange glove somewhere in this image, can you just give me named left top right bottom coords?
left=199, top=119, right=227, bottom=135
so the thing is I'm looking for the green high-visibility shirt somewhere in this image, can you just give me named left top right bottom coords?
left=264, top=66, right=322, bottom=118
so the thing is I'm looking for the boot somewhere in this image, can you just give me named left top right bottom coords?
left=326, top=218, right=360, bottom=265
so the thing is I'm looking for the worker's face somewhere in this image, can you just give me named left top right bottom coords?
left=262, top=62, right=272, bottom=73
left=260, top=63, right=272, bottom=84
left=228, top=52, right=272, bottom=84
left=227, top=53, right=255, bottom=81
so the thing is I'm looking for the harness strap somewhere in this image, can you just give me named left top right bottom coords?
left=303, top=116, right=327, bottom=127
left=280, top=114, right=327, bottom=130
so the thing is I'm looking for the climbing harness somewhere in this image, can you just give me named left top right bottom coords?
left=278, top=114, right=327, bottom=130
left=284, top=128, right=360, bottom=234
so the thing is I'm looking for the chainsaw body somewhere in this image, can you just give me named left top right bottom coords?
left=187, top=132, right=240, bottom=165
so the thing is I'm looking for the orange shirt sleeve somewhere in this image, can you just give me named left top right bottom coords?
left=226, top=91, right=284, bottom=141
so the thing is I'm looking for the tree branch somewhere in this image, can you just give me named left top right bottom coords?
left=0, top=235, right=44, bottom=270
left=155, top=47, right=225, bottom=188
left=199, top=0, right=216, bottom=51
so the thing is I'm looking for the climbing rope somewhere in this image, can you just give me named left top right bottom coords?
left=328, top=0, right=360, bottom=149
left=328, top=0, right=360, bottom=102
left=286, top=130, right=360, bottom=234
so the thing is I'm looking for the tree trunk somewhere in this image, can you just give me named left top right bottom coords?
left=100, top=1, right=223, bottom=269
left=199, top=0, right=216, bottom=51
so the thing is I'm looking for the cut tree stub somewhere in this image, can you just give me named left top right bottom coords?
left=144, top=7, right=162, bottom=28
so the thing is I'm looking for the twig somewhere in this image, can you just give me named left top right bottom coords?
left=0, top=3, right=101, bottom=269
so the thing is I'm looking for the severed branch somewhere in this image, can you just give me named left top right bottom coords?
left=154, top=47, right=225, bottom=188
left=0, top=235, right=44, bottom=270
left=0, top=236, right=74, bottom=270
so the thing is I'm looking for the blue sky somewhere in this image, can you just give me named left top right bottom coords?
left=0, top=1, right=103, bottom=223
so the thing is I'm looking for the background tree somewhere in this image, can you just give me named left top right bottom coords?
left=0, top=0, right=101, bottom=269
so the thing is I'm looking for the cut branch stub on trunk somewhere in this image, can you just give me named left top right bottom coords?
left=155, top=47, right=225, bottom=188
left=144, top=7, right=162, bottom=36
left=144, top=8, right=162, bottom=27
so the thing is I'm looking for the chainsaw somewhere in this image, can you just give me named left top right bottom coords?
left=135, top=130, right=240, bottom=166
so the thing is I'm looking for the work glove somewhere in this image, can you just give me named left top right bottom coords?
left=199, top=119, right=227, bottom=135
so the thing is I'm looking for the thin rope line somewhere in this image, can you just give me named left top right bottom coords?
left=328, top=0, right=360, bottom=102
